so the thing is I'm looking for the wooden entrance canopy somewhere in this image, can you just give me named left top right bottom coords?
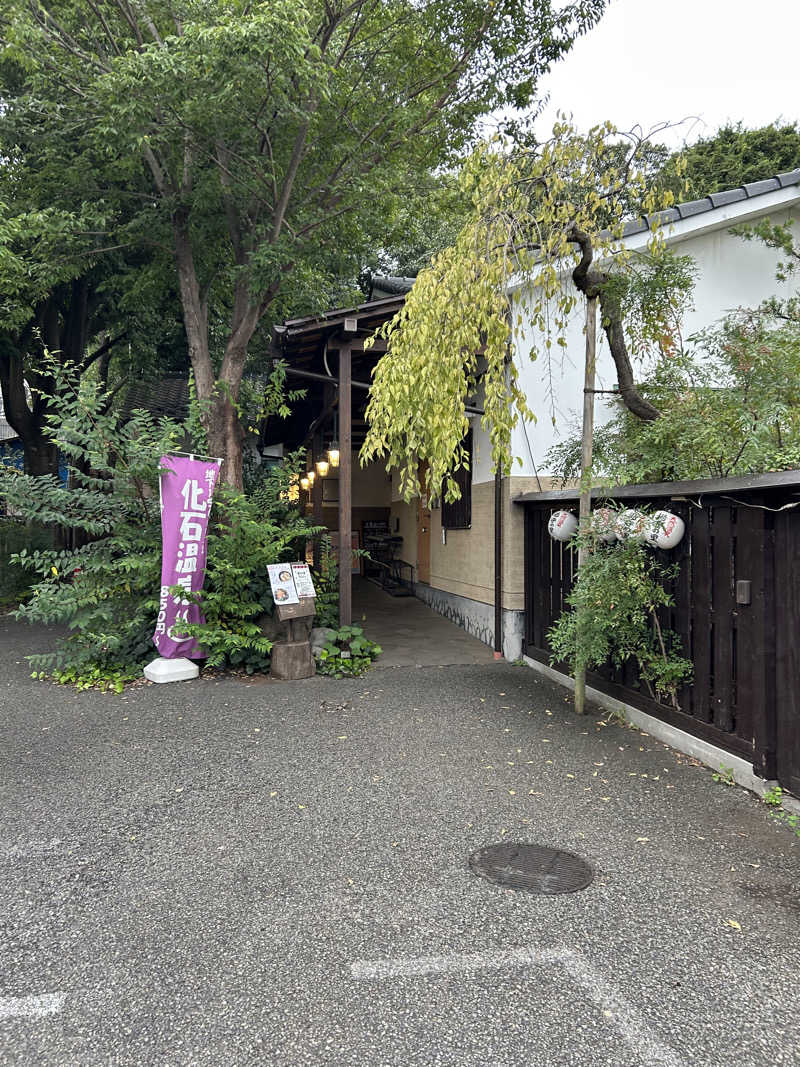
left=273, top=292, right=485, bottom=626
left=272, top=295, right=409, bottom=627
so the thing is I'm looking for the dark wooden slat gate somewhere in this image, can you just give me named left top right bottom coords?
left=522, top=478, right=800, bottom=787
left=774, top=508, right=800, bottom=795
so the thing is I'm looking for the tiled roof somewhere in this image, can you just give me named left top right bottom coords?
left=368, top=275, right=416, bottom=298
left=622, top=168, right=800, bottom=237
left=122, top=378, right=190, bottom=421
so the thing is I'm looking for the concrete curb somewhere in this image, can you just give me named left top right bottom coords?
left=523, top=655, right=800, bottom=815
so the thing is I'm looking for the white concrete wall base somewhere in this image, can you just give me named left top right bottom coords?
left=414, top=584, right=524, bottom=660
left=522, top=655, right=800, bottom=813
left=143, top=657, right=200, bottom=683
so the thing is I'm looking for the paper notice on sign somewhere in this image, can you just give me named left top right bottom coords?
left=291, top=563, right=316, bottom=599
left=267, top=564, right=299, bottom=605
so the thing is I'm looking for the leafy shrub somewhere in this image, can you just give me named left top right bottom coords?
left=175, top=469, right=316, bottom=673
left=3, top=385, right=176, bottom=684
left=316, top=625, right=382, bottom=677
left=0, top=370, right=316, bottom=686
left=312, top=533, right=339, bottom=629
left=547, top=520, right=692, bottom=708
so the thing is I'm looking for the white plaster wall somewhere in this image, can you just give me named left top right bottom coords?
left=469, top=413, right=495, bottom=485
left=510, top=201, right=800, bottom=477
left=385, top=414, right=495, bottom=492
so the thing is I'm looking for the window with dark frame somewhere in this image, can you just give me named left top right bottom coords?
left=440, top=429, right=472, bottom=530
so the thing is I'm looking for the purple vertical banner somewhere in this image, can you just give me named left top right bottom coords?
left=153, top=455, right=221, bottom=659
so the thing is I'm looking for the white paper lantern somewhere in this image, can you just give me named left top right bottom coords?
left=592, top=507, right=617, bottom=543
left=645, top=510, right=686, bottom=550
left=548, top=510, right=578, bottom=541
left=615, top=508, right=648, bottom=543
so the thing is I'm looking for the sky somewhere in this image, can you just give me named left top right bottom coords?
left=533, top=0, right=800, bottom=147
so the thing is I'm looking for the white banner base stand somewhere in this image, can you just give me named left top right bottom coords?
left=143, top=657, right=199, bottom=683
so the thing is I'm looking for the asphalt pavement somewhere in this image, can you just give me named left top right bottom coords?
left=1, top=616, right=799, bottom=1066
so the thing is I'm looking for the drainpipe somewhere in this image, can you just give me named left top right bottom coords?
left=494, top=467, right=503, bottom=660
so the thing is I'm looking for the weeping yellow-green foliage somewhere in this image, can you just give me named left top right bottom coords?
left=361, top=119, right=685, bottom=502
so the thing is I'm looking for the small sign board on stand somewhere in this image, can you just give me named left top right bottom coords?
left=267, top=564, right=300, bottom=606
left=268, top=563, right=317, bottom=622
left=268, top=564, right=318, bottom=679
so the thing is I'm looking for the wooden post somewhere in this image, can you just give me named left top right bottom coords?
left=494, top=467, right=503, bottom=658
left=574, top=295, right=598, bottom=716
left=312, top=428, right=324, bottom=568
left=338, top=343, right=352, bottom=627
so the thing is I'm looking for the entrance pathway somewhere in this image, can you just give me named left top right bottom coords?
left=352, top=577, right=495, bottom=668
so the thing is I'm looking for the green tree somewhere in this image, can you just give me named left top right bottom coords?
left=361, top=121, right=686, bottom=500
left=0, top=73, right=186, bottom=476
left=677, top=121, right=800, bottom=199
left=2, top=0, right=605, bottom=488
left=626, top=121, right=800, bottom=213
left=546, top=313, right=800, bottom=484
left=606, top=121, right=800, bottom=217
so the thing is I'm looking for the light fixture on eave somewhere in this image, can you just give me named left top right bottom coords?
left=316, top=458, right=330, bottom=477
left=328, top=411, right=340, bottom=468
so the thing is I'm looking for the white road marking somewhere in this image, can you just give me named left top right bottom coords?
left=0, top=993, right=66, bottom=1020
left=351, top=946, right=565, bottom=980
left=560, top=954, right=685, bottom=1067
left=0, top=839, right=64, bottom=861
left=351, top=946, right=685, bottom=1067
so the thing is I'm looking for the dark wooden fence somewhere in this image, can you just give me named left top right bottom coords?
left=518, top=471, right=800, bottom=794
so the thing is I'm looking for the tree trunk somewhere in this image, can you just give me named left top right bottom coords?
left=568, top=224, right=661, bottom=423
left=23, top=434, right=60, bottom=478
left=172, top=212, right=260, bottom=489
left=206, top=390, right=244, bottom=489
left=0, top=344, right=60, bottom=479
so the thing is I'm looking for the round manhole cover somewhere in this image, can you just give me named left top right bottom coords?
left=469, top=843, right=594, bottom=895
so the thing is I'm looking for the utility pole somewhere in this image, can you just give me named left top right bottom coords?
left=574, top=294, right=598, bottom=716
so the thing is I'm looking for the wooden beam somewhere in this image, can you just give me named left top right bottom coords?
left=329, top=332, right=389, bottom=353
left=337, top=344, right=353, bottom=627
left=283, top=364, right=484, bottom=416
left=349, top=337, right=389, bottom=353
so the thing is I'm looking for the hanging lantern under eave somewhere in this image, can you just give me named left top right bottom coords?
left=307, top=469, right=316, bottom=486
left=328, top=446, right=340, bottom=468
left=316, top=459, right=330, bottom=478
left=300, top=476, right=310, bottom=491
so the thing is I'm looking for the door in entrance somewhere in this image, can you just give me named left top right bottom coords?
left=417, top=465, right=431, bottom=584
